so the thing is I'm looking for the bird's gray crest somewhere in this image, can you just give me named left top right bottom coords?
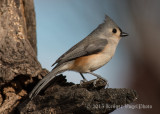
left=104, top=15, right=118, bottom=28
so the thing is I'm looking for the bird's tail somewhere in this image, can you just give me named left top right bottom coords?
left=29, top=63, right=69, bottom=99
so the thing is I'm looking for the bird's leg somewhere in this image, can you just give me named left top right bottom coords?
left=88, top=72, right=107, bottom=81
left=80, top=73, right=88, bottom=84
left=88, top=72, right=108, bottom=87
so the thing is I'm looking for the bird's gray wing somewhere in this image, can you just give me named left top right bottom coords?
left=52, top=38, right=108, bottom=66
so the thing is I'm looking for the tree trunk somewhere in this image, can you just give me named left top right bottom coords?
left=0, top=0, right=137, bottom=113
left=0, top=0, right=47, bottom=113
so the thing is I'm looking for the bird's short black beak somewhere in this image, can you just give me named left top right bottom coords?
left=120, top=32, right=128, bottom=37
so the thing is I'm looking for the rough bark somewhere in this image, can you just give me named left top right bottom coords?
left=0, top=0, right=138, bottom=113
left=17, top=75, right=137, bottom=114
left=0, top=0, right=46, bottom=113
left=0, top=0, right=40, bottom=82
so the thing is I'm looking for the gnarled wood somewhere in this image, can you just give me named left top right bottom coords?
left=0, top=0, right=44, bottom=113
left=18, top=75, right=138, bottom=114
left=0, top=0, right=40, bottom=82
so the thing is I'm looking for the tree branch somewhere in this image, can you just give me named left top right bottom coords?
left=18, top=75, right=138, bottom=114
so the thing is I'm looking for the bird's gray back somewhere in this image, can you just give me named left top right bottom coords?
left=52, top=35, right=108, bottom=67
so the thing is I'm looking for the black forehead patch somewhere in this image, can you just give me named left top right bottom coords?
left=119, top=28, right=122, bottom=33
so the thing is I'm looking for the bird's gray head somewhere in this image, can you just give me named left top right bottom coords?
left=103, top=15, right=128, bottom=39
left=91, top=15, right=128, bottom=40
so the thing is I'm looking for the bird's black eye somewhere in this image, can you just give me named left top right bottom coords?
left=112, top=28, right=117, bottom=33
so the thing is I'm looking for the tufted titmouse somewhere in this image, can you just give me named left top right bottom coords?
left=29, top=15, right=128, bottom=99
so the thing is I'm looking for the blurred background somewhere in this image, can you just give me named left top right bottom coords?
left=34, top=0, right=160, bottom=114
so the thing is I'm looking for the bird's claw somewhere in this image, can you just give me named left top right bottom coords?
left=93, top=78, right=109, bottom=87
left=93, top=78, right=98, bottom=87
left=80, top=79, right=88, bottom=85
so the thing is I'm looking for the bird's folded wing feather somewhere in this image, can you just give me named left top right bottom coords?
left=52, top=37, right=108, bottom=67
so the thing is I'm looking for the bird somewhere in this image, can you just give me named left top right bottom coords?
left=29, top=15, right=128, bottom=99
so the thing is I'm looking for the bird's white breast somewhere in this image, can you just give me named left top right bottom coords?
left=88, top=38, right=119, bottom=71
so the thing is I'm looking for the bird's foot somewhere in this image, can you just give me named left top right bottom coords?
left=93, top=78, right=109, bottom=87
left=80, top=79, right=88, bottom=85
